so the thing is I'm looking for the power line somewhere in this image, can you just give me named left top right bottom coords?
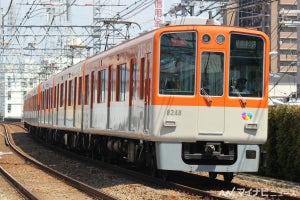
left=3, top=0, right=14, bottom=17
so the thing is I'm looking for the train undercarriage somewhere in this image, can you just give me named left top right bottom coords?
left=25, top=123, right=234, bottom=182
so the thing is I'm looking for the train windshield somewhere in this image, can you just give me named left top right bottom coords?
left=229, top=34, right=264, bottom=97
left=159, top=32, right=196, bottom=95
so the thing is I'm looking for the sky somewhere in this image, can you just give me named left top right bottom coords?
left=0, top=0, right=184, bottom=34
left=0, top=0, right=217, bottom=66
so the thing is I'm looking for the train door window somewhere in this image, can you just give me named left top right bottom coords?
left=41, top=91, right=44, bottom=109
left=43, top=91, right=46, bottom=109
left=54, top=86, right=57, bottom=108
left=68, top=80, right=73, bottom=106
left=117, top=64, right=126, bottom=101
left=139, top=57, right=145, bottom=99
left=200, top=52, right=224, bottom=96
left=97, top=70, right=106, bottom=103
left=57, top=85, right=60, bottom=110
left=78, top=77, right=82, bottom=105
left=47, top=90, right=49, bottom=109
left=41, top=92, right=43, bottom=110
left=64, top=81, right=67, bottom=108
left=229, top=34, right=264, bottom=97
left=74, top=77, right=77, bottom=107
left=60, top=83, right=64, bottom=107
left=91, top=72, right=95, bottom=104
left=159, top=31, right=196, bottom=95
left=84, top=75, right=89, bottom=105
left=97, top=71, right=101, bottom=103
left=46, top=90, right=48, bottom=109
left=49, top=89, right=52, bottom=109
left=131, top=59, right=137, bottom=99
left=50, top=88, right=53, bottom=108
left=50, top=89, right=52, bottom=109
left=101, top=70, right=106, bottom=103
left=111, top=68, right=115, bottom=102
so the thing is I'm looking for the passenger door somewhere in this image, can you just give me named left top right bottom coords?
left=198, top=51, right=225, bottom=135
left=144, top=54, right=151, bottom=132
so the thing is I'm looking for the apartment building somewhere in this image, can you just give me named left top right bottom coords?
left=224, top=0, right=297, bottom=75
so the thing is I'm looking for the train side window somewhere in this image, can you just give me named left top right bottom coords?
left=84, top=75, right=89, bottom=105
left=139, top=58, right=145, bottom=99
left=60, top=83, right=64, bottom=107
left=200, top=52, right=224, bottom=96
left=159, top=31, right=196, bottom=95
left=116, top=64, right=126, bottom=101
left=78, top=77, right=82, bottom=105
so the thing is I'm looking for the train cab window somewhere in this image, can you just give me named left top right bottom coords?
left=200, top=52, right=224, bottom=96
left=117, top=64, right=126, bottom=101
left=159, top=32, right=196, bottom=95
left=229, top=34, right=264, bottom=98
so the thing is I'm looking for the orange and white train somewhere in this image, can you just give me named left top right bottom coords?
left=24, top=19, right=270, bottom=181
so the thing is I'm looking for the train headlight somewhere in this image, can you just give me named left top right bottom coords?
left=202, top=34, right=211, bottom=43
left=216, top=34, right=225, bottom=44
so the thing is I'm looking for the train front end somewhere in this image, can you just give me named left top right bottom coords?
left=151, top=25, right=270, bottom=174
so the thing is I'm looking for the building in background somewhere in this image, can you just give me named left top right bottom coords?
left=223, top=0, right=298, bottom=103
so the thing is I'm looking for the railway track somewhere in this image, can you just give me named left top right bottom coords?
left=0, top=123, right=117, bottom=200
left=4, top=122, right=300, bottom=200
left=7, top=122, right=229, bottom=199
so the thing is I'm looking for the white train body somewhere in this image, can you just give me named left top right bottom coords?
left=24, top=24, right=270, bottom=175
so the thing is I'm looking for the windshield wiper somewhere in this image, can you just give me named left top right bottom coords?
left=201, top=88, right=213, bottom=103
left=231, top=85, right=247, bottom=106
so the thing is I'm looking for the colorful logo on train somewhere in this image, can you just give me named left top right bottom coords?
left=242, top=112, right=253, bottom=121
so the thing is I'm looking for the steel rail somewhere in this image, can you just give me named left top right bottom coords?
left=3, top=123, right=118, bottom=200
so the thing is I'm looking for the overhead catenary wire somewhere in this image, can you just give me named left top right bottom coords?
left=3, top=0, right=14, bottom=17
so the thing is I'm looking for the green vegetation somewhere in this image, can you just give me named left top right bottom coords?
left=259, top=106, right=300, bottom=182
